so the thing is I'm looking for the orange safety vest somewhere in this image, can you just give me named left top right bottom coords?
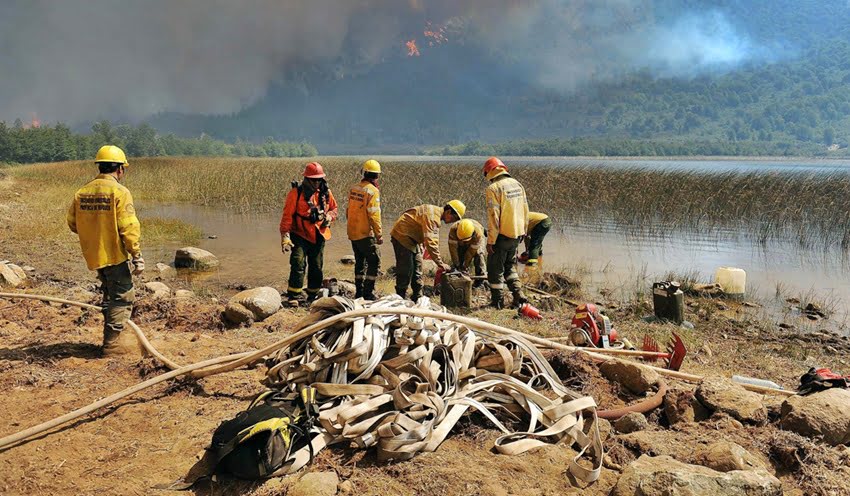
left=279, top=184, right=339, bottom=244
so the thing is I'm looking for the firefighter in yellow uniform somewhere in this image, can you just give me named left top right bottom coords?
left=520, top=211, right=552, bottom=267
left=67, top=145, right=143, bottom=356
left=448, top=218, right=486, bottom=283
left=390, top=200, right=465, bottom=301
left=483, top=157, right=529, bottom=309
left=347, top=159, right=383, bottom=299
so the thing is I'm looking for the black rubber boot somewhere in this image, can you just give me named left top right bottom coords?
left=354, top=280, right=363, bottom=299
left=511, top=291, right=529, bottom=309
left=490, top=290, right=504, bottom=309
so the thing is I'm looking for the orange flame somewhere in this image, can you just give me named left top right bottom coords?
left=406, top=39, right=420, bottom=57
left=29, top=112, right=41, bottom=128
left=423, top=22, right=448, bottom=47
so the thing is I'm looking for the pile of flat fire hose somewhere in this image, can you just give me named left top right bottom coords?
left=263, top=295, right=604, bottom=483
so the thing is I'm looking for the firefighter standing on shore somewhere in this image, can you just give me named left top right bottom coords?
left=448, top=218, right=487, bottom=283
left=347, top=159, right=383, bottom=300
left=520, top=211, right=552, bottom=268
left=280, top=162, right=339, bottom=304
left=67, top=145, right=143, bottom=357
left=390, top=201, right=465, bottom=301
left=483, top=157, right=529, bottom=309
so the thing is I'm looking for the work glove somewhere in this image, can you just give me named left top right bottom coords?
left=486, top=244, right=495, bottom=255
left=375, top=234, right=383, bottom=245
left=131, top=256, right=145, bottom=275
left=440, top=263, right=452, bottom=273
left=281, top=233, right=293, bottom=253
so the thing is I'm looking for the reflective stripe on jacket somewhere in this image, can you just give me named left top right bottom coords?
left=279, top=185, right=339, bottom=244
left=528, top=211, right=549, bottom=231
left=66, top=174, right=141, bottom=270
left=485, top=174, right=529, bottom=245
left=448, top=219, right=485, bottom=269
left=390, top=204, right=444, bottom=266
left=347, top=180, right=381, bottom=241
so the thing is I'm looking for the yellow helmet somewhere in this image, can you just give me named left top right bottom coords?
left=362, top=159, right=381, bottom=174
left=456, top=219, right=475, bottom=241
left=446, top=199, right=466, bottom=219
left=95, top=145, right=128, bottom=166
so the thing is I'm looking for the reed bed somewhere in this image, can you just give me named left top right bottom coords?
left=11, top=157, right=850, bottom=249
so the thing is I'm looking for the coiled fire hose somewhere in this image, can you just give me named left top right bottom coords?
left=0, top=292, right=792, bottom=452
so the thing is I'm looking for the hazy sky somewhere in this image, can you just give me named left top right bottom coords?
left=0, top=0, right=766, bottom=124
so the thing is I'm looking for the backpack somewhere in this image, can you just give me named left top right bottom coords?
left=156, top=389, right=318, bottom=490
left=798, top=367, right=849, bottom=395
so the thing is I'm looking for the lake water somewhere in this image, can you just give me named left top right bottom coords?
left=140, top=157, right=850, bottom=331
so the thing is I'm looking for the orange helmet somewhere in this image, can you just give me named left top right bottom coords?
left=303, top=162, right=325, bottom=179
left=483, top=156, right=506, bottom=176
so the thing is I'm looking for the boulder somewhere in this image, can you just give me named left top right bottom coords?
left=779, top=388, right=850, bottom=446
left=613, top=455, right=782, bottom=496
left=144, top=281, right=171, bottom=299
left=174, top=289, right=195, bottom=299
left=154, top=262, right=176, bottom=280
left=696, top=377, right=768, bottom=425
left=600, top=358, right=660, bottom=395
left=614, top=412, right=650, bottom=433
left=174, top=247, right=219, bottom=270
left=0, top=262, right=27, bottom=288
left=664, top=388, right=711, bottom=425
left=340, top=255, right=356, bottom=265
left=224, top=287, right=282, bottom=324
left=694, top=441, right=768, bottom=472
left=289, top=471, right=339, bottom=496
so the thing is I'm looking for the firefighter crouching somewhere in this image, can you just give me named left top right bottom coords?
left=390, top=201, right=465, bottom=301
left=280, top=162, right=339, bottom=304
left=520, top=211, right=552, bottom=267
left=483, top=157, right=529, bottom=309
left=449, top=218, right=487, bottom=286
left=66, top=145, right=143, bottom=357
left=347, top=159, right=383, bottom=300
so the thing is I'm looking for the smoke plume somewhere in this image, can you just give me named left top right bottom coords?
left=0, top=0, right=766, bottom=124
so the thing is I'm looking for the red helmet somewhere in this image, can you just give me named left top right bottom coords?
left=483, top=156, right=507, bottom=176
left=303, top=162, right=325, bottom=179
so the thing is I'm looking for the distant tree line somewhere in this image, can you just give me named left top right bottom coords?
left=0, top=120, right=318, bottom=164
left=430, top=138, right=826, bottom=158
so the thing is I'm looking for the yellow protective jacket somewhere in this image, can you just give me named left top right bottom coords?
left=528, top=211, right=549, bottom=231
left=390, top=204, right=445, bottom=265
left=485, top=174, right=529, bottom=245
left=448, top=219, right=485, bottom=269
left=347, top=180, right=382, bottom=241
left=66, top=174, right=141, bottom=270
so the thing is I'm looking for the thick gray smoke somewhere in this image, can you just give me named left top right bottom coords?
left=0, top=0, right=765, bottom=124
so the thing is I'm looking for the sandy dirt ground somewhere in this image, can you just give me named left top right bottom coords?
left=2, top=173, right=850, bottom=495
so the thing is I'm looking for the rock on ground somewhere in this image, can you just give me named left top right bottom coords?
left=613, top=455, right=782, bottom=496
left=0, top=262, right=27, bottom=288
left=143, top=281, right=171, bottom=299
left=614, top=412, right=650, bottom=433
left=694, top=441, right=768, bottom=472
left=154, top=262, right=176, bottom=280
left=696, top=377, right=768, bottom=425
left=289, top=471, right=339, bottom=496
left=779, top=388, right=850, bottom=446
left=174, top=289, right=195, bottom=299
left=224, top=287, right=282, bottom=324
left=174, top=247, right=219, bottom=270
left=600, top=358, right=660, bottom=395
left=340, top=255, right=355, bottom=265
left=664, top=388, right=711, bottom=425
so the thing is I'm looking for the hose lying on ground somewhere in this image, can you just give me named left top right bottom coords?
left=0, top=291, right=793, bottom=452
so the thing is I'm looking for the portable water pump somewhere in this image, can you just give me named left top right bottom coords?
left=568, top=303, right=619, bottom=348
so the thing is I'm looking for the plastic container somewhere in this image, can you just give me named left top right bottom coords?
left=715, top=267, right=746, bottom=299
left=440, top=272, right=472, bottom=308
left=518, top=303, right=542, bottom=320
left=732, top=375, right=783, bottom=390
left=653, top=281, right=685, bottom=324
